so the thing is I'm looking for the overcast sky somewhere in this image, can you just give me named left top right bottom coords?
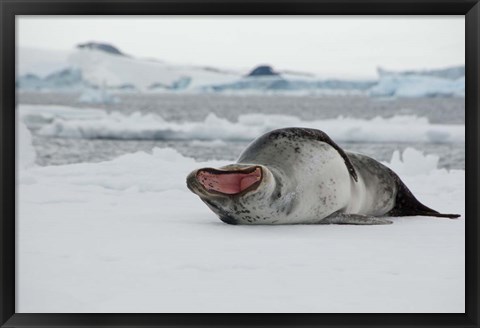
left=17, top=16, right=465, bottom=78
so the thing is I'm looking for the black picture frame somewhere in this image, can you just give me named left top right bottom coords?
left=1, top=1, right=478, bottom=327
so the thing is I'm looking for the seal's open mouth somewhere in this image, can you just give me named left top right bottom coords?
left=196, top=166, right=262, bottom=195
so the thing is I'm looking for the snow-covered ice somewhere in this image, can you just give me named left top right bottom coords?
left=20, top=105, right=464, bottom=144
left=17, top=123, right=465, bottom=313
left=19, top=105, right=106, bottom=130
left=17, top=121, right=36, bottom=170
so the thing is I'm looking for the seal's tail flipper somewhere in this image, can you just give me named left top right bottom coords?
left=387, top=170, right=460, bottom=219
left=413, top=211, right=460, bottom=219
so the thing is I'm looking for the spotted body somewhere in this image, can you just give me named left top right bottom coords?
left=186, top=128, right=459, bottom=225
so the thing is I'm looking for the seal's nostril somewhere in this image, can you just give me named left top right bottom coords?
left=186, top=171, right=202, bottom=193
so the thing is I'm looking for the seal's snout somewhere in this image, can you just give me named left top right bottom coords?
left=196, top=166, right=262, bottom=196
left=186, top=170, right=199, bottom=193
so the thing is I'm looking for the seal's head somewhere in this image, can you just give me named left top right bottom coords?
left=186, top=164, right=279, bottom=224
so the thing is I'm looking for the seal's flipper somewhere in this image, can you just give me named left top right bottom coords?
left=321, top=214, right=393, bottom=225
left=386, top=169, right=460, bottom=219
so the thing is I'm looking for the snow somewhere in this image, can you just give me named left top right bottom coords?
left=19, top=105, right=464, bottom=144
left=17, top=125, right=464, bottom=312
left=17, top=121, right=36, bottom=170
left=387, top=148, right=441, bottom=176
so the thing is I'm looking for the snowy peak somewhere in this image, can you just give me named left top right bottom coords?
left=247, top=65, right=280, bottom=77
left=76, top=42, right=126, bottom=56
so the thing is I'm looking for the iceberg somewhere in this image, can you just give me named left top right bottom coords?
left=16, top=45, right=465, bottom=97
left=68, top=46, right=240, bottom=91
left=17, top=68, right=89, bottom=91
left=202, top=75, right=376, bottom=94
left=16, top=74, right=44, bottom=91
left=17, top=45, right=240, bottom=92
left=370, top=67, right=465, bottom=98
left=377, top=66, right=465, bottom=80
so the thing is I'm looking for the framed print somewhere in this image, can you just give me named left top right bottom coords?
left=1, top=0, right=479, bottom=327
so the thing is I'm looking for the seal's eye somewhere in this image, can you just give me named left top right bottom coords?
left=196, top=166, right=262, bottom=195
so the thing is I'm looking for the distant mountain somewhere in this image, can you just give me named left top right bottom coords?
left=16, top=43, right=465, bottom=97
left=17, top=43, right=241, bottom=91
left=247, top=65, right=279, bottom=77
left=77, top=42, right=126, bottom=56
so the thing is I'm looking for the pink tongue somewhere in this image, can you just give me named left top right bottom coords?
left=197, top=168, right=261, bottom=194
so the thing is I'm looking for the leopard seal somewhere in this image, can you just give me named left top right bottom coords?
left=186, top=127, right=460, bottom=225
